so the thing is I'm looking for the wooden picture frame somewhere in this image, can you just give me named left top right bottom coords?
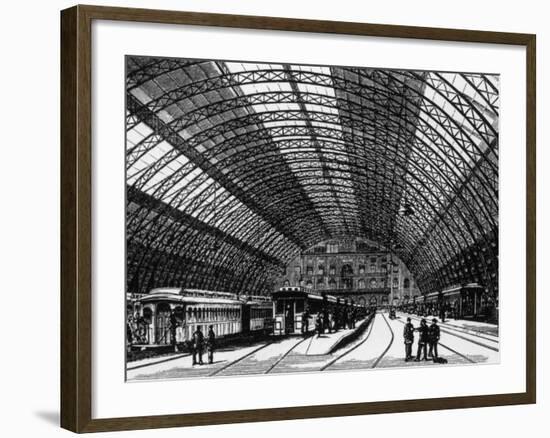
left=60, top=4, right=536, bottom=433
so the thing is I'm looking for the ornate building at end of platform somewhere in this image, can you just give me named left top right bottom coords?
left=277, top=238, right=421, bottom=307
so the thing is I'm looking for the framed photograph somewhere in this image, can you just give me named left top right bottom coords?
left=60, top=4, right=536, bottom=433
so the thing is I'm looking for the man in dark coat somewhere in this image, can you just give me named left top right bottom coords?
left=414, top=318, right=429, bottom=361
left=301, top=310, right=310, bottom=335
left=192, top=326, right=205, bottom=365
left=428, top=318, right=441, bottom=359
left=403, top=317, right=415, bottom=361
left=169, top=311, right=178, bottom=347
left=206, top=325, right=216, bottom=364
left=315, top=312, right=323, bottom=337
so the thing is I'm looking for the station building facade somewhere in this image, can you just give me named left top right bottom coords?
left=277, top=238, right=420, bottom=307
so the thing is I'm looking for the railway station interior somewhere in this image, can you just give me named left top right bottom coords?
left=125, top=57, right=500, bottom=379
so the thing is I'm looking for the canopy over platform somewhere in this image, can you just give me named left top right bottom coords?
left=126, top=57, right=499, bottom=298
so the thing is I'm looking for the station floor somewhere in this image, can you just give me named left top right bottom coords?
left=127, top=312, right=500, bottom=381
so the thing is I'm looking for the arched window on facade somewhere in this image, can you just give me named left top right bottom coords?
left=328, top=278, right=337, bottom=289
left=403, top=278, right=410, bottom=289
left=369, top=278, right=377, bottom=289
left=358, top=279, right=365, bottom=289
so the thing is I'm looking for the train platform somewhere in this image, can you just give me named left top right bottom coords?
left=400, top=312, right=499, bottom=338
left=299, top=318, right=370, bottom=355
left=127, top=311, right=500, bottom=381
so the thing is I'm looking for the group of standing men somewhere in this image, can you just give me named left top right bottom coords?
left=189, top=325, right=216, bottom=365
left=312, top=306, right=357, bottom=337
left=403, top=317, right=441, bottom=362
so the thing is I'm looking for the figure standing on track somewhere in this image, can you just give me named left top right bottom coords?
left=403, top=317, right=415, bottom=361
left=192, top=326, right=205, bottom=365
left=206, top=325, right=216, bottom=364
left=414, top=318, right=429, bottom=361
left=428, top=318, right=440, bottom=360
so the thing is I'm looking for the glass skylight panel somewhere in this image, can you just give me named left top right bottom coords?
left=263, top=120, right=308, bottom=128
left=239, top=82, right=293, bottom=95
left=305, top=103, right=338, bottom=115
left=127, top=122, right=153, bottom=148
left=297, top=83, right=336, bottom=98
left=129, top=86, right=153, bottom=105
left=225, top=62, right=283, bottom=73
left=127, top=140, right=173, bottom=182
left=310, top=119, right=342, bottom=130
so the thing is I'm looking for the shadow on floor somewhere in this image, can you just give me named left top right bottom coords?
left=34, top=410, right=59, bottom=426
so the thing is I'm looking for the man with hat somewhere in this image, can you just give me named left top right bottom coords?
left=403, top=317, right=415, bottom=361
left=428, top=318, right=441, bottom=360
left=414, top=318, right=429, bottom=361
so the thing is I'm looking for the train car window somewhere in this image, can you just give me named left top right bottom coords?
left=276, top=300, right=284, bottom=314
left=296, top=300, right=304, bottom=313
left=142, top=307, right=152, bottom=324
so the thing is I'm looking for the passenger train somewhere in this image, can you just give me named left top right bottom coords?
left=272, top=286, right=368, bottom=335
left=419, top=283, right=497, bottom=322
left=127, top=288, right=273, bottom=347
left=127, top=286, right=369, bottom=349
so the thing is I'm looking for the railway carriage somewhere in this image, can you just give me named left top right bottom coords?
left=242, top=296, right=274, bottom=334
left=130, top=288, right=274, bottom=347
left=271, top=286, right=366, bottom=335
left=423, top=283, right=496, bottom=322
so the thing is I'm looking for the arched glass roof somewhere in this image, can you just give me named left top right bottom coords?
left=126, top=56, right=499, bottom=297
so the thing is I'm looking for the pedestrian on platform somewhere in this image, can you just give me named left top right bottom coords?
left=323, top=310, right=330, bottom=334
left=349, top=307, right=356, bottom=329
left=439, top=305, right=446, bottom=323
left=192, top=326, right=205, bottom=365
left=428, top=318, right=440, bottom=360
left=206, top=325, right=216, bottom=364
left=403, top=317, right=415, bottom=361
left=414, top=318, right=429, bottom=361
left=315, top=312, right=323, bottom=337
left=301, top=310, right=310, bottom=335
left=169, top=310, right=178, bottom=347
left=342, top=306, right=349, bottom=330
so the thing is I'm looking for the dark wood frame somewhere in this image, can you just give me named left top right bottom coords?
left=60, top=4, right=536, bottom=433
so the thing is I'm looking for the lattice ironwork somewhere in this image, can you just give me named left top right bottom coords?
left=126, top=56, right=499, bottom=298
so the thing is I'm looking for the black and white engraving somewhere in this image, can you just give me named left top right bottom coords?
left=125, top=56, right=500, bottom=381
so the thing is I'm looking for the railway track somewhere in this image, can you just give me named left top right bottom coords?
left=264, top=336, right=312, bottom=374
left=404, top=314, right=499, bottom=352
left=321, top=312, right=393, bottom=371
left=371, top=312, right=395, bottom=368
left=394, top=317, right=484, bottom=363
